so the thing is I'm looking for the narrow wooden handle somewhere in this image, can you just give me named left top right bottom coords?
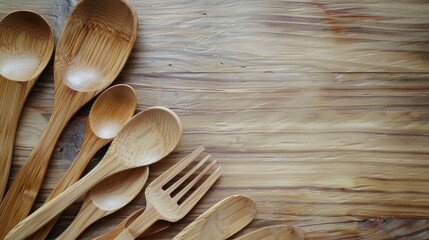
left=96, top=208, right=171, bottom=240
left=31, top=128, right=110, bottom=240
left=115, top=206, right=160, bottom=240
left=0, top=84, right=94, bottom=239
left=0, top=103, right=75, bottom=239
left=4, top=158, right=122, bottom=240
left=0, top=79, right=29, bottom=199
left=57, top=197, right=106, bottom=240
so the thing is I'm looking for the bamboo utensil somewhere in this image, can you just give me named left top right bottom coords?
left=96, top=208, right=170, bottom=240
left=173, top=195, right=256, bottom=240
left=5, top=106, right=182, bottom=240
left=57, top=167, right=149, bottom=240
left=115, top=146, right=222, bottom=240
left=0, top=0, right=138, bottom=237
left=32, top=84, right=137, bottom=240
left=234, top=225, right=305, bottom=240
left=0, top=10, right=54, bottom=200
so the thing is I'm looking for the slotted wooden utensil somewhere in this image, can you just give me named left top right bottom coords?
left=0, top=0, right=138, bottom=238
left=115, top=146, right=222, bottom=240
left=234, top=225, right=305, bottom=240
left=57, top=167, right=149, bottom=240
left=0, top=10, right=54, bottom=200
left=5, top=107, right=182, bottom=240
left=32, top=84, right=136, bottom=240
left=173, top=195, right=256, bottom=240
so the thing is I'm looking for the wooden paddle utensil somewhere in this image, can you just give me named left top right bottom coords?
left=0, top=10, right=54, bottom=200
left=57, top=167, right=149, bottom=240
left=0, top=0, right=138, bottom=238
left=31, top=84, right=136, bottom=240
left=5, top=106, right=182, bottom=240
left=173, top=195, right=256, bottom=240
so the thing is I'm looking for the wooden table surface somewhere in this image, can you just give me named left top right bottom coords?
left=2, top=0, right=429, bottom=239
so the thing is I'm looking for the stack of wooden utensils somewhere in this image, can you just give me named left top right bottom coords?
left=0, top=0, right=304, bottom=239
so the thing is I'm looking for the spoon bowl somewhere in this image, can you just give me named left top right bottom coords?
left=56, top=0, right=137, bottom=92
left=0, top=0, right=138, bottom=236
left=57, top=167, right=149, bottom=240
left=31, top=84, right=136, bottom=240
left=90, top=84, right=137, bottom=139
left=0, top=10, right=54, bottom=199
left=110, top=107, right=183, bottom=167
left=0, top=10, right=53, bottom=81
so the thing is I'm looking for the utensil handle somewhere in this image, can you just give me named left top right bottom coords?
left=31, top=127, right=110, bottom=240
left=96, top=208, right=171, bottom=240
left=0, top=79, right=30, bottom=199
left=0, top=84, right=93, bottom=239
left=57, top=196, right=105, bottom=240
left=4, top=156, right=122, bottom=240
left=115, top=206, right=161, bottom=240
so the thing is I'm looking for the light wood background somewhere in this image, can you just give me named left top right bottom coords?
left=2, top=0, right=429, bottom=239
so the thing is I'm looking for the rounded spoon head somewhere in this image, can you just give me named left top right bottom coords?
left=0, top=10, right=54, bottom=82
left=108, top=107, right=183, bottom=167
left=89, top=84, right=137, bottom=139
left=89, top=167, right=149, bottom=211
left=55, top=0, right=138, bottom=92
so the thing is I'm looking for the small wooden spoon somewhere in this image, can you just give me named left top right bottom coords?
left=234, top=225, right=305, bottom=240
left=0, top=0, right=138, bottom=237
left=173, top=195, right=257, bottom=240
left=57, top=167, right=149, bottom=240
left=96, top=209, right=170, bottom=240
left=6, top=107, right=182, bottom=240
left=0, top=10, right=54, bottom=200
left=32, top=84, right=136, bottom=240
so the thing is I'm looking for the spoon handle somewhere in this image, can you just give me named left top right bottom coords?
left=57, top=195, right=106, bottom=240
left=115, top=205, right=161, bottom=240
left=31, top=124, right=111, bottom=240
left=0, top=78, right=33, bottom=200
left=5, top=155, right=123, bottom=240
left=96, top=208, right=171, bottom=240
left=0, top=85, right=93, bottom=239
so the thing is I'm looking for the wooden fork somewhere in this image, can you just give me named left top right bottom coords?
left=115, top=146, right=222, bottom=240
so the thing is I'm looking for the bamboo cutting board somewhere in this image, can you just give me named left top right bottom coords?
left=1, top=0, right=429, bottom=239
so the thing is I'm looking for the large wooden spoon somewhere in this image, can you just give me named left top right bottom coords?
left=0, top=0, right=138, bottom=237
left=234, top=225, right=305, bottom=240
left=6, top=107, right=183, bottom=240
left=0, top=10, right=54, bottom=200
left=32, top=84, right=136, bottom=240
left=173, top=195, right=257, bottom=240
left=57, top=167, right=149, bottom=240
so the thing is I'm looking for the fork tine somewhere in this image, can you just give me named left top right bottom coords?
left=172, top=158, right=217, bottom=202
left=179, top=165, right=222, bottom=210
left=166, top=154, right=211, bottom=194
left=152, top=146, right=205, bottom=186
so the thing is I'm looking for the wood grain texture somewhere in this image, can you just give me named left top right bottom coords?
left=1, top=0, right=428, bottom=239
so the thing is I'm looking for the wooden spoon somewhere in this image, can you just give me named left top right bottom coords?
left=96, top=209, right=170, bottom=240
left=0, top=10, right=54, bottom=200
left=6, top=107, right=182, bottom=240
left=31, top=84, right=136, bottom=240
left=57, top=167, right=149, bottom=240
left=234, top=225, right=305, bottom=240
left=0, top=0, right=138, bottom=237
left=173, top=195, right=257, bottom=240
